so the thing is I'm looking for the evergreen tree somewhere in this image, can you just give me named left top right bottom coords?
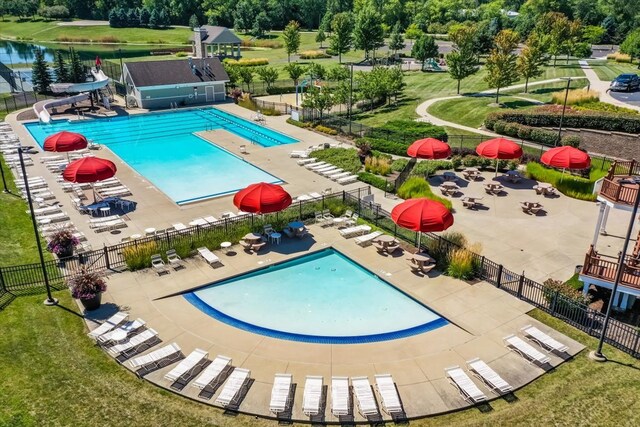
left=157, top=9, right=170, bottom=28
left=32, top=49, right=52, bottom=94
left=148, top=9, right=159, bottom=29
left=282, top=20, right=301, bottom=62
left=116, top=8, right=127, bottom=27
left=67, top=48, right=85, bottom=83
left=388, top=22, right=405, bottom=56
left=53, top=50, right=69, bottom=83
left=517, top=32, right=547, bottom=92
left=411, top=34, right=438, bottom=70
left=139, top=7, right=150, bottom=26
left=330, top=12, right=353, bottom=63
left=485, top=30, right=520, bottom=104
left=126, top=8, right=138, bottom=27
left=189, top=14, right=199, bottom=29
left=108, top=8, right=121, bottom=27
left=353, top=6, right=384, bottom=60
left=316, top=30, right=326, bottom=49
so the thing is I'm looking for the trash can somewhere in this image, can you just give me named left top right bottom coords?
left=575, top=265, right=583, bottom=274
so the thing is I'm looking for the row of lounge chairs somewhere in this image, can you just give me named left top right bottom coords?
left=297, top=158, right=359, bottom=185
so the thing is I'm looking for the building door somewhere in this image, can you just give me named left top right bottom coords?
left=206, top=86, right=214, bottom=102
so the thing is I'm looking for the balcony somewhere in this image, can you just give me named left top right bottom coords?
left=599, top=160, right=640, bottom=206
left=582, top=246, right=640, bottom=290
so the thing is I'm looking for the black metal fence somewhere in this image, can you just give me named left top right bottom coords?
left=1, top=187, right=638, bottom=357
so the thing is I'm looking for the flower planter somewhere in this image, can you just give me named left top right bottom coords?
left=57, top=246, right=74, bottom=259
left=79, top=293, right=102, bottom=311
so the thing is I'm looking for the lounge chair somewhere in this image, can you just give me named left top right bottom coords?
left=204, top=216, right=218, bottom=223
left=355, top=231, right=383, bottom=247
left=375, top=374, right=403, bottom=414
left=192, top=355, right=232, bottom=390
left=303, top=375, right=323, bottom=416
left=97, top=318, right=147, bottom=345
left=87, top=311, right=129, bottom=340
left=128, top=343, right=183, bottom=371
left=290, top=150, right=310, bottom=158
left=297, top=157, right=316, bottom=165
left=107, top=328, right=159, bottom=358
left=151, top=254, right=169, bottom=275
left=98, top=186, right=132, bottom=197
left=321, top=168, right=343, bottom=177
left=330, top=172, right=351, bottom=181
left=269, top=373, right=292, bottom=414
left=189, top=217, right=208, bottom=226
left=445, top=366, right=487, bottom=403
left=466, top=358, right=513, bottom=394
left=91, top=219, right=127, bottom=232
left=36, top=212, right=69, bottom=224
left=166, top=249, right=186, bottom=270
left=503, top=334, right=551, bottom=364
left=28, top=206, right=62, bottom=216
left=215, top=368, right=251, bottom=407
left=344, top=213, right=359, bottom=227
left=315, top=165, right=338, bottom=174
left=164, top=348, right=209, bottom=383
left=88, top=215, right=121, bottom=224
left=340, top=225, right=371, bottom=238
left=172, top=222, right=188, bottom=233
left=331, top=376, right=350, bottom=416
left=305, top=161, right=327, bottom=170
left=220, top=211, right=236, bottom=219
left=521, top=325, right=569, bottom=353
left=337, top=175, right=358, bottom=185
left=197, top=247, right=222, bottom=267
left=351, top=376, right=378, bottom=417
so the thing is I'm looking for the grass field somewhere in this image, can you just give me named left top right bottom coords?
left=1, top=291, right=639, bottom=426
left=427, top=96, right=540, bottom=128
left=590, top=60, right=640, bottom=81
left=503, top=77, right=590, bottom=102
left=0, top=157, right=53, bottom=267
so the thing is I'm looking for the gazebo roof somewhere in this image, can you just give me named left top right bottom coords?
left=191, top=26, right=242, bottom=45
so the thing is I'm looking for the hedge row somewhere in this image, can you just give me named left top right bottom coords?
left=485, top=110, right=640, bottom=134
left=488, top=119, right=581, bottom=148
left=357, top=172, right=394, bottom=192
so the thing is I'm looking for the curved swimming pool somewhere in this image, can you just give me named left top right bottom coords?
left=184, top=249, right=448, bottom=344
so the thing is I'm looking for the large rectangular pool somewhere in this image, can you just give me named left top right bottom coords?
left=24, top=108, right=298, bottom=204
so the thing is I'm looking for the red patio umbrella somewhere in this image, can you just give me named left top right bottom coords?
left=391, top=198, right=454, bottom=247
left=541, top=146, right=591, bottom=170
left=476, top=137, right=523, bottom=176
left=233, top=182, right=292, bottom=214
left=63, top=157, right=117, bottom=183
left=44, top=131, right=88, bottom=158
left=407, top=138, right=451, bottom=159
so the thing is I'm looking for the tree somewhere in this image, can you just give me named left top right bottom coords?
left=157, top=9, right=171, bottom=28
left=284, top=62, right=306, bottom=86
left=446, top=25, right=478, bottom=94
left=53, top=50, right=69, bottom=83
left=582, top=25, right=605, bottom=44
left=238, top=67, right=254, bottom=92
left=388, top=22, right=405, bottom=56
left=234, top=0, right=256, bottom=33
left=256, top=66, right=278, bottom=89
left=353, top=6, right=384, bottom=60
left=330, top=12, right=353, bottom=63
left=301, top=85, right=334, bottom=121
left=316, top=29, right=326, bottom=48
left=139, top=7, right=151, bottom=26
left=31, top=49, right=52, bottom=94
left=39, top=5, right=70, bottom=21
left=126, top=8, right=139, bottom=27
left=188, top=14, right=199, bottom=29
left=252, top=11, right=271, bottom=38
left=307, top=62, right=326, bottom=80
left=67, top=48, right=85, bottom=83
left=411, top=34, right=438, bottom=70
left=517, top=32, right=547, bottom=93
left=538, top=12, right=570, bottom=67
left=327, top=65, right=349, bottom=81
left=621, top=29, right=640, bottom=64
left=148, top=8, right=159, bottom=28
left=282, top=20, right=301, bottom=63
left=404, top=23, right=421, bottom=40
left=225, top=64, right=240, bottom=87
left=108, top=8, right=122, bottom=27
left=485, top=30, right=520, bottom=104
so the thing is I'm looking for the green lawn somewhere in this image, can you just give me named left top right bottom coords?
left=503, top=77, right=590, bottom=102
left=427, top=96, right=540, bottom=129
left=0, top=158, right=52, bottom=267
left=1, top=291, right=639, bottom=426
left=590, top=60, right=640, bottom=81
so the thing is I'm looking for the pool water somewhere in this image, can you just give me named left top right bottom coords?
left=185, top=249, right=447, bottom=344
left=25, top=108, right=297, bottom=203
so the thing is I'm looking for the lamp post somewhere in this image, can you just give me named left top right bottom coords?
left=590, top=176, right=640, bottom=361
left=17, top=147, right=58, bottom=306
left=0, top=159, right=8, bottom=192
left=348, top=62, right=354, bottom=135
left=556, top=77, right=572, bottom=146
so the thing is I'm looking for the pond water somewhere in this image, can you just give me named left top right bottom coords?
left=0, top=40, right=55, bottom=64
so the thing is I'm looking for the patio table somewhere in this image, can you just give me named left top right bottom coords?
left=288, top=221, right=304, bottom=229
left=412, top=253, right=435, bottom=264
left=374, top=235, right=397, bottom=245
left=443, top=171, right=457, bottom=181
left=244, top=232, right=262, bottom=242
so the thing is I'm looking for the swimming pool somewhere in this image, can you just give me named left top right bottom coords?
left=184, top=249, right=447, bottom=344
left=25, top=108, right=297, bottom=203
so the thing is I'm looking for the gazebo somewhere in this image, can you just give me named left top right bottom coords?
left=192, top=26, right=242, bottom=59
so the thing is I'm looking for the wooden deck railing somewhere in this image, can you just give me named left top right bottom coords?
left=599, top=160, right=639, bottom=206
left=582, top=246, right=640, bottom=290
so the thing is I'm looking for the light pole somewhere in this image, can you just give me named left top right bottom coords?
left=591, top=176, right=640, bottom=361
left=0, top=158, right=8, bottom=192
left=17, top=147, right=58, bottom=306
left=348, top=62, right=354, bottom=135
left=556, top=77, right=572, bottom=146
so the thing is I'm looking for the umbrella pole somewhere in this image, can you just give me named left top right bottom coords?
left=495, top=160, right=499, bottom=177
left=561, top=168, right=565, bottom=183
left=417, top=232, right=421, bottom=250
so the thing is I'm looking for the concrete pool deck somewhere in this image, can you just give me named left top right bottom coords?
left=90, top=223, right=584, bottom=423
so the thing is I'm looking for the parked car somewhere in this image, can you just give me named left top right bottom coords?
left=610, top=73, right=640, bottom=92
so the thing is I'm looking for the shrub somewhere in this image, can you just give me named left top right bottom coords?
left=175, top=51, right=189, bottom=57
left=551, top=88, right=599, bottom=106
left=424, top=231, right=467, bottom=271
left=365, top=138, right=409, bottom=156
left=266, top=86, right=296, bottom=95
left=309, top=147, right=361, bottom=173
left=240, top=39, right=283, bottom=48
left=123, top=242, right=159, bottom=270
left=543, top=278, right=591, bottom=306
left=237, top=97, right=280, bottom=116
left=529, top=128, right=558, bottom=146
left=377, top=120, right=448, bottom=142
left=410, top=160, right=453, bottom=177
left=391, top=158, right=409, bottom=172
left=223, top=58, right=269, bottom=67
left=396, top=177, right=453, bottom=210
left=561, top=135, right=581, bottom=148
left=516, top=124, right=532, bottom=140
left=447, top=243, right=482, bottom=280
left=286, top=118, right=312, bottom=128
left=503, top=122, right=521, bottom=138
left=315, top=125, right=338, bottom=135
left=365, top=156, right=392, bottom=175
left=358, top=172, right=395, bottom=192
left=299, top=50, right=331, bottom=59
left=525, top=162, right=596, bottom=200
left=606, top=52, right=631, bottom=63
left=574, top=101, right=638, bottom=115
left=492, top=120, right=507, bottom=134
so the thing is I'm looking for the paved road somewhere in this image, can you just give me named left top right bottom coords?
left=580, top=60, right=640, bottom=112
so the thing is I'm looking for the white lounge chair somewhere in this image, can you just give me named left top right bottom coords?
left=466, top=358, right=513, bottom=394
left=36, top=211, right=69, bottom=224
left=98, top=186, right=132, bottom=197
left=328, top=171, right=350, bottom=180
left=172, top=222, right=188, bottom=233
left=107, top=328, right=159, bottom=357
left=321, top=168, right=343, bottom=177
left=315, top=165, right=338, bottom=174
left=189, top=217, right=208, bottom=226
left=303, top=375, right=323, bottom=416
left=340, top=224, right=371, bottom=238
left=98, top=318, right=146, bottom=344
left=354, top=231, right=383, bottom=246
left=504, top=334, right=551, bottom=364
left=375, top=374, right=403, bottom=414
left=91, top=219, right=127, bottom=232
left=87, top=311, right=129, bottom=340
left=290, top=150, right=310, bottom=158
left=309, top=163, right=333, bottom=171
left=203, top=216, right=218, bottom=223
left=521, top=325, right=569, bottom=353
left=164, top=348, right=208, bottom=383
left=192, top=355, right=232, bottom=390
left=352, top=376, right=378, bottom=417
left=297, top=157, right=316, bottom=165
left=269, top=373, right=292, bottom=414
left=215, top=368, right=250, bottom=407
left=445, top=366, right=487, bottom=403
left=305, top=161, right=327, bottom=170
left=128, top=343, right=182, bottom=371
left=166, top=249, right=185, bottom=270
left=88, top=215, right=121, bottom=224
left=337, top=175, right=358, bottom=185
left=308, top=192, right=322, bottom=199
left=151, top=254, right=169, bottom=275
left=220, top=211, right=236, bottom=219
left=197, top=247, right=222, bottom=267
left=28, top=206, right=62, bottom=216
left=331, top=376, right=350, bottom=416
